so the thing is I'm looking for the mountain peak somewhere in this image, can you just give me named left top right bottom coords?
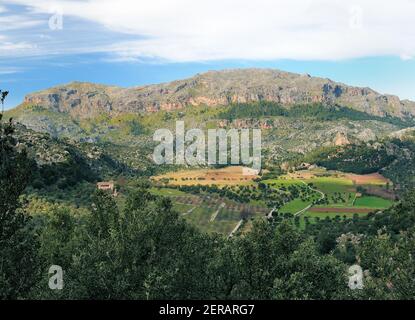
left=18, top=68, right=415, bottom=119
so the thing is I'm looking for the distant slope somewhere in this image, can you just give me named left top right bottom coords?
left=18, top=68, right=415, bottom=119
left=12, top=124, right=152, bottom=189
left=298, top=132, right=415, bottom=194
left=6, top=68, right=415, bottom=174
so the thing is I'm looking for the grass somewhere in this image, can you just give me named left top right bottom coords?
left=182, top=206, right=237, bottom=235
left=305, top=176, right=353, bottom=194
left=314, top=192, right=356, bottom=207
left=282, top=171, right=394, bottom=227
left=216, top=209, right=243, bottom=221
left=160, top=188, right=250, bottom=235
left=300, top=195, right=391, bottom=223
left=354, top=196, right=393, bottom=208
left=248, top=199, right=267, bottom=207
left=149, top=187, right=187, bottom=196
left=172, top=203, right=194, bottom=213
left=206, top=220, right=239, bottom=235
left=262, top=178, right=303, bottom=187
left=150, top=168, right=396, bottom=235
left=280, top=198, right=311, bottom=214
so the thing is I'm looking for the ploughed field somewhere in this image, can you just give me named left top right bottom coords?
left=151, top=167, right=395, bottom=235
left=151, top=166, right=259, bottom=186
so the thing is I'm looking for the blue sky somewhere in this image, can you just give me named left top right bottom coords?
left=1, top=0, right=415, bottom=109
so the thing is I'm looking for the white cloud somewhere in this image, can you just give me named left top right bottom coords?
left=0, top=41, right=36, bottom=54
left=0, top=67, right=23, bottom=74
left=400, top=53, right=413, bottom=61
left=2, top=0, right=415, bottom=62
left=0, top=15, right=44, bottom=30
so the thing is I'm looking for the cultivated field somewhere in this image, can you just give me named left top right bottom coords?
left=267, top=168, right=394, bottom=221
left=150, top=186, right=268, bottom=236
left=152, top=166, right=259, bottom=186
left=150, top=167, right=395, bottom=234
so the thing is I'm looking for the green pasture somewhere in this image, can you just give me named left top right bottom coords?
left=262, top=178, right=303, bottom=188
left=182, top=205, right=239, bottom=235
left=280, top=198, right=311, bottom=214
left=149, top=187, right=187, bottom=196
left=354, top=196, right=393, bottom=208
left=305, top=176, right=353, bottom=194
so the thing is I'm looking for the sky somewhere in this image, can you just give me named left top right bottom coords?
left=1, top=0, right=415, bottom=109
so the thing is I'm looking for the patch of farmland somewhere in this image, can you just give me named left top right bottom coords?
left=354, top=196, right=393, bottom=208
left=308, top=207, right=374, bottom=214
left=280, top=198, right=311, bottom=214
left=152, top=166, right=258, bottom=186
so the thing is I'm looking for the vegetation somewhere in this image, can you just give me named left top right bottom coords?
left=354, top=196, right=393, bottom=208
left=3, top=181, right=415, bottom=299
left=302, top=144, right=396, bottom=174
left=0, top=112, right=39, bottom=299
left=219, top=101, right=414, bottom=127
left=2, top=91, right=415, bottom=300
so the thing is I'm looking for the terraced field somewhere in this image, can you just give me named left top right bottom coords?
left=151, top=167, right=396, bottom=234
left=294, top=169, right=394, bottom=222
left=150, top=186, right=268, bottom=236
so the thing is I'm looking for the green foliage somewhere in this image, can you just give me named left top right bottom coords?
left=33, top=149, right=98, bottom=190
left=219, top=101, right=414, bottom=127
left=303, top=144, right=396, bottom=174
left=356, top=230, right=415, bottom=299
left=27, top=189, right=351, bottom=300
left=1, top=176, right=415, bottom=299
left=0, top=110, right=40, bottom=299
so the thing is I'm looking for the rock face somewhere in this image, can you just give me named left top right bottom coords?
left=334, top=132, right=350, bottom=146
left=22, top=68, right=415, bottom=119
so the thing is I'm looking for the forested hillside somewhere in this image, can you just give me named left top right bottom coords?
left=299, top=136, right=415, bottom=193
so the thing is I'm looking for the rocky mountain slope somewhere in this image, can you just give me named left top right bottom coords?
left=6, top=68, right=415, bottom=177
left=20, top=68, right=415, bottom=119
left=13, top=123, right=136, bottom=177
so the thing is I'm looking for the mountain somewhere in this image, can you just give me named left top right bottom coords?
left=19, top=68, right=415, bottom=119
left=6, top=67, right=415, bottom=199
left=6, top=68, right=415, bottom=176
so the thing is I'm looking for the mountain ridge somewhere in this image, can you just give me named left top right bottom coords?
left=19, top=68, right=415, bottom=119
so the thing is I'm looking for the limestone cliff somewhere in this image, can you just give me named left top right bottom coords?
left=22, top=68, right=415, bottom=119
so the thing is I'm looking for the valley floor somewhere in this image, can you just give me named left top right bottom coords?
left=150, top=167, right=395, bottom=235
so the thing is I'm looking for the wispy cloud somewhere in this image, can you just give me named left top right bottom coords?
left=2, top=0, right=415, bottom=62
left=0, top=15, right=44, bottom=30
left=0, top=40, right=36, bottom=55
left=0, top=67, right=23, bottom=75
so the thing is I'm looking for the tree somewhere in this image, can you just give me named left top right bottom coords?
left=272, top=239, right=347, bottom=299
left=0, top=92, right=39, bottom=299
left=355, top=229, right=415, bottom=299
